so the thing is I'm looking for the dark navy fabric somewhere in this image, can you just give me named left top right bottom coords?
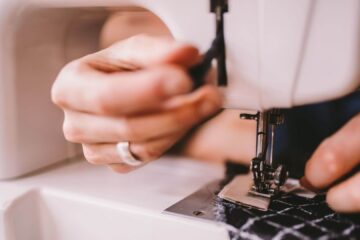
left=274, top=90, right=360, bottom=178
left=215, top=192, right=360, bottom=240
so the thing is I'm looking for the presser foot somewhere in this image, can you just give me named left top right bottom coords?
left=245, top=158, right=288, bottom=210
left=217, top=157, right=288, bottom=211
left=217, top=166, right=287, bottom=212
left=251, top=157, right=289, bottom=195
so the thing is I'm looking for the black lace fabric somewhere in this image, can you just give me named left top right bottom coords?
left=214, top=194, right=360, bottom=240
left=215, top=163, right=360, bottom=240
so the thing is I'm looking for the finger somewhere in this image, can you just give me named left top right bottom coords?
left=82, top=133, right=184, bottom=172
left=82, top=143, right=136, bottom=173
left=91, top=34, right=201, bottom=68
left=305, top=114, right=360, bottom=189
left=62, top=86, right=222, bottom=143
left=52, top=63, right=193, bottom=116
left=131, top=132, right=184, bottom=162
left=326, top=172, right=360, bottom=213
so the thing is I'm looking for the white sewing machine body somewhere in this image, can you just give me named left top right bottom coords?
left=0, top=0, right=359, bottom=239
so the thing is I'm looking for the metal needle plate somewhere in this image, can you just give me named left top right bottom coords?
left=164, top=175, right=268, bottom=221
left=164, top=180, right=222, bottom=222
left=164, top=177, right=316, bottom=222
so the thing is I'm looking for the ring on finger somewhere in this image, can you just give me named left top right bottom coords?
left=116, top=141, right=144, bottom=167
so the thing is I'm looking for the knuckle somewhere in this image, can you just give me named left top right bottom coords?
left=82, top=145, right=98, bottom=163
left=316, top=139, right=341, bottom=175
left=94, top=84, right=114, bottom=114
left=51, top=60, right=82, bottom=107
left=63, top=120, right=83, bottom=143
left=120, top=117, right=139, bottom=141
left=51, top=81, right=64, bottom=107
left=82, top=145, right=117, bottom=166
left=113, top=118, right=127, bottom=140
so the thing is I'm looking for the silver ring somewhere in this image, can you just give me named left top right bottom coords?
left=116, top=142, right=143, bottom=167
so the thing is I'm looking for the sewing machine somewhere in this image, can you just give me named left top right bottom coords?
left=0, top=0, right=359, bottom=239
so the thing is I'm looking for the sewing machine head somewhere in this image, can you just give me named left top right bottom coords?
left=0, top=0, right=359, bottom=186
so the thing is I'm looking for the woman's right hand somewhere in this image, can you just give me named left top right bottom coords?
left=51, top=35, right=222, bottom=173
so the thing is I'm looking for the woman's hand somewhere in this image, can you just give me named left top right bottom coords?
left=51, top=35, right=222, bottom=173
left=302, top=113, right=360, bottom=213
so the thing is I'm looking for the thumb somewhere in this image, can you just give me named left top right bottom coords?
left=89, top=34, right=201, bottom=69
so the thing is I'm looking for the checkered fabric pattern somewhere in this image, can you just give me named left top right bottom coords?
left=214, top=194, right=360, bottom=240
